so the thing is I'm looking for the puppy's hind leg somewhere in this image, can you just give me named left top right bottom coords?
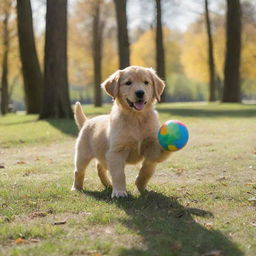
left=135, top=160, right=157, bottom=194
left=96, top=161, right=112, bottom=188
left=71, top=154, right=92, bottom=192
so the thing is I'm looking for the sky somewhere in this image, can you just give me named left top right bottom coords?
left=31, top=0, right=224, bottom=35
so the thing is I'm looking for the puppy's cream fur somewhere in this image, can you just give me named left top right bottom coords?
left=72, top=66, right=171, bottom=198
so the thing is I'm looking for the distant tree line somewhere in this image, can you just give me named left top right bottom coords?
left=0, top=0, right=247, bottom=118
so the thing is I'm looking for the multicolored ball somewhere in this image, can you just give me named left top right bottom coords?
left=158, top=120, right=189, bottom=152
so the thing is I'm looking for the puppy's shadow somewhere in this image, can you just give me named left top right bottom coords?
left=83, top=189, right=243, bottom=256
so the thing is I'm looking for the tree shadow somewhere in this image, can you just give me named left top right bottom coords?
left=157, top=106, right=256, bottom=118
left=47, top=119, right=77, bottom=137
left=83, top=189, right=244, bottom=256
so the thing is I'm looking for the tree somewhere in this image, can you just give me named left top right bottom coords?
left=1, top=0, right=11, bottom=115
left=204, top=0, right=216, bottom=102
left=92, top=0, right=104, bottom=107
left=155, top=0, right=166, bottom=102
left=222, top=0, right=242, bottom=103
left=113, top=0, right=130, bottom=69
left=16, top=0, right=43, bottom=113
left=40, top=0, right=73, bottom=119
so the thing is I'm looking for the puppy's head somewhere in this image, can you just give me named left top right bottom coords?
left=101, top=66, right=165, bottom=112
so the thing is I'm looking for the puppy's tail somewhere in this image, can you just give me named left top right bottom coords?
left=74, top=102, right=87, bottom=129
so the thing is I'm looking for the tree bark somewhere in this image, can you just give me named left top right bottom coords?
left=204, top=0, right=216, bottom=102
left=17, top=0, right=43, bottom=113
left=40, top=0, right=73, bottom=119
left=1, top=4, right=10, bottom=115
left=92, top=1, right=103, bottom=107
left=222, top=0, right=242, bottom=103
left=155, top=0, right=166, bottom=102
left=113, top=0, right=130, bottom=69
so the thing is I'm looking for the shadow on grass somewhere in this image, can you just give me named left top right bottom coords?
left=47, top=119, right=77, bottom=137
left=157, top=107, right=256, bottom=118
left=84, top=189, right=243, bottom=256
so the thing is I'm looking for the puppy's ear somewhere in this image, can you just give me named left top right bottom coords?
left=101, top=70, right=122, bottom=99
left=148, top=68, right=165, bottom=102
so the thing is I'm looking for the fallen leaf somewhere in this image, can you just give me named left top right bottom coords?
left=175, top=168, right=185, bottom=175
left=53, top=220, right=67, bottom=225
left=47, top=208, right=54, bottom=214
left=244, top=183, right=255, bottom=186
left=29, top=212, right=47, bottom=219
left=216, top=176, right=226, bottom=181
left=29, top=238, right=40, bottom=243
left=205, top=191, right=214, bottom=195
left=248, top=197, right=256, bottom=202
left=16, top=161, right=26, bottom=165
left=204, top=222, right=214, bottom=229
left=250, top=222, right=256, bottom=227
left=15, top=238, right=25, bottom=244
left=202, top=250, right=223, bottom=256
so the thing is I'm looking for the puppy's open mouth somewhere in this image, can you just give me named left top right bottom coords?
left=126, top=98, right=147, bottom=111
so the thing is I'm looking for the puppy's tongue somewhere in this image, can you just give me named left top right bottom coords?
left=134, top=102, right=145, bottom=111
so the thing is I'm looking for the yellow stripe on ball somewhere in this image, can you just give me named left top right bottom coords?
left=168, top=145, right=178, bottom=151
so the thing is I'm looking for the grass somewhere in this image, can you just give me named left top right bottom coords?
left=0, top=102, right=256, bottom=256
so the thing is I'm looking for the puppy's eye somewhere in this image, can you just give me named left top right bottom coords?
left=125, top=81, right=132, bottom=86
left=144, top=81, right=149, bottom=85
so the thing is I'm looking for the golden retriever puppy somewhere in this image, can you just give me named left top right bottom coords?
left=72, top=66, right=171, bottom=198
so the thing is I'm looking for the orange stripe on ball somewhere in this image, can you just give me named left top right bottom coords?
left=160, top=125, right=168, bottom=135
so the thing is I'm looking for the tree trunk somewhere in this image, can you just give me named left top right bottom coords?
left=40, top=0, right=73, bottom=119
left=17, top=0, right=43, bottom=114
left=155, top=0, right=166, bottom=102
left=114, top=0, right=130, bottom=69
left=1, top=6, right=10, bottom=115
left=92, top=2, right=103, bottom=107
left=222, top=0, right=242, bottom=103
left=204, top=0, right=216, bottom=102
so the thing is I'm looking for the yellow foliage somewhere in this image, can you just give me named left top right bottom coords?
left=181, top=29, right=208, bottom=83
left=181, top=17, right=256, bottom=88
left=241, top=24, right=256, bottom=80
left=212, top=26, right=225, bottom=80
left=102, top=39, right=118, bottom=80
left=131, top=29, right=155, bottom=68
left=131, top=28, right=181, bottom=75
left=0, top=0, right=22, bottom=89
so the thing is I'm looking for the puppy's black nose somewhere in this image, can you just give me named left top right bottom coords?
left=135, top=90, right=145, bottom=99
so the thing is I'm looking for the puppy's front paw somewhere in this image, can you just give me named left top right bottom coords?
left=111, top=189, right=128, bottom=198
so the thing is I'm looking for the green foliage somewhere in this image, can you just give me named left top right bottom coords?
left=167, top=73, right=208, bottom=101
